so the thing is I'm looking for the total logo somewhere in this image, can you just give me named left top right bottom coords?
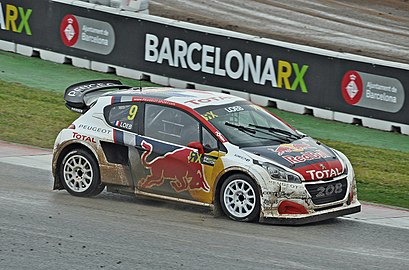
left=72, top=132, right=96, bottom=143
left=305, top=168, right=342, bottom=181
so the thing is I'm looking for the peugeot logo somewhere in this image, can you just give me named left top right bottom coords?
left=319, top=164, right=326, bottom=170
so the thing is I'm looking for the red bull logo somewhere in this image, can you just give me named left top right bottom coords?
left=270, top=143, right=314, bottom=156
left=139, top=140, right=210, bottom=193
left=282, top=150, right=331, bottom=164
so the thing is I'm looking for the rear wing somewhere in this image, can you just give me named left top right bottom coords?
left=64, top=80, right=130, bottom=113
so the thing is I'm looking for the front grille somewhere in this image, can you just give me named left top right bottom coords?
left=305, top=178, right=348, bottom=205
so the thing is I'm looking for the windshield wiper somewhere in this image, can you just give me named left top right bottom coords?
left=225, top=122, right=256, bottom=134
left=249, top=124, right=302, bottom=141
left=225, top=122, right=289, bottom=143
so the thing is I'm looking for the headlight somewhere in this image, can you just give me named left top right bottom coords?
left=333, top=149, right=350, bottom=176
left=262, top=162, right=302, bottom=184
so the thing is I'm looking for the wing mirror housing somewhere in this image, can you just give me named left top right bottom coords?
left=187, top=141, right=204, bottom=154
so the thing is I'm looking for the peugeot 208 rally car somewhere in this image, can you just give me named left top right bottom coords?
left=52, top=80, right=360, bottom=224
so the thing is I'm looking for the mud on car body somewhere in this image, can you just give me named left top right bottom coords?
left=52, top=80, right=360, bottom=224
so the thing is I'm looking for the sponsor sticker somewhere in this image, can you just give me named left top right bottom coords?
left=139, top=140, right=211, bottom=193
left=201, top=111, right=218, bottom=121
left=341, top=70, right=405, bottom=113
left=0, top=3, right=32, bottom=35
left=269, top=143, right=314, bottom=156
left=282, top=150, right=330, bottom=164
left=144, top=33, right=309, bottom=93
left=305, top=168, right=342, bottom=180
left=72, top=132, right=96, bottom=143
left=115, top=120, right=133, bottom=130
left=78, top=124, right=112, bottom=134
left=60, top=14, right=115, bottom=55
left=188, top=152, right=218, bottom=166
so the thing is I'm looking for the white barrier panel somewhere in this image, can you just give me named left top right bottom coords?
left=0, top=41, right=16, bottom=52
left=115, top=67, right=143, bottom=80
left=16, top=45, right=35, bottom=57
left=168, top=78, right=193, bottom=89
left=148, top=74, right=169, bottom=86
left=70, top=56, right=91, bottom=69
left=307, top=107, right=334, bottom=121
left=333, top=112, right=360, bottom=125
left=39, top=50, right=68, bottom=64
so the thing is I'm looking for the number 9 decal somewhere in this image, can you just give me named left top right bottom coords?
left=127, top=105, right=138, bottom=120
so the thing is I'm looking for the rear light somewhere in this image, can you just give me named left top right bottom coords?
left=278, top=201, right=308, bottom=215
left=68, top=124, right=76, bottom=129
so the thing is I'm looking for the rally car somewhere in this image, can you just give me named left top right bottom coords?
left=52, top=80, right=361, bottom=224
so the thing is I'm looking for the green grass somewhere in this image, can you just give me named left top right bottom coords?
left=319, top=139, right=408, bottom=208
left=267, top=107, right=409, bottom=153
left=0, top=81, right=408, bottom=209
left=0, top=81, right=77, bottom=148
left=0, top=50, right=153, bottom=92
left=0, top=80, right=152, bottom=148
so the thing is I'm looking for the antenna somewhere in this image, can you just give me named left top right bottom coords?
left=138, top=75, right=143, bottom=91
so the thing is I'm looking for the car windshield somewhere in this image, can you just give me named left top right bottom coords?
left=196, top=101, right=301, bottom=147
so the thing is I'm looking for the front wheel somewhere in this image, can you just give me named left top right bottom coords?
left=59, top=149, right=105, bottom=197
left=220, top=174, right=260, bottom=222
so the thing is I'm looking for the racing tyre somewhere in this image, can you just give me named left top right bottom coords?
left=220, top=174, right=260, bottom=222
left=59, top=149, right=105, bottom=197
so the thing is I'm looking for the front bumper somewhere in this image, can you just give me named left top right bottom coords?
left=259, top=203, right=361, bottom=225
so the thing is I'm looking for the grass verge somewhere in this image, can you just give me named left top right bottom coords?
left=1, top=81, right=408, bottom=209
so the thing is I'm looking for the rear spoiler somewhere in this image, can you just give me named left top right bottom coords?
left=64, top=80, right=131, bottom=113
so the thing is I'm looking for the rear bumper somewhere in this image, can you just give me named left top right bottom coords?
left=259, top=203, right=361, bottom=225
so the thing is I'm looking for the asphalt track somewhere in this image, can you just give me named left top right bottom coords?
left=0, top=142, right=408, bottom=269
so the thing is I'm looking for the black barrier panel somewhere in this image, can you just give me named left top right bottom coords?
left=0, top=0, right=50, bottom=48
left=1, top=0, right=408, bottom=125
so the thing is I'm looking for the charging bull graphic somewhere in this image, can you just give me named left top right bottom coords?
left=271, top=143, right=315, bottom=156
left=139, top=140, right=210, bottom=193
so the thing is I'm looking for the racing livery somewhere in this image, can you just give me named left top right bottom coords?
left=52, top=80, right=361, bottom=224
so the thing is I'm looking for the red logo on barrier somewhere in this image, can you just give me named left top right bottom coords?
left=60, top=14, right=79, bottom=47
left=139, top=141, right=210, bottom=193
left=342, top=70, right=363, bottom=105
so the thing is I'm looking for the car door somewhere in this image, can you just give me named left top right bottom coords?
left=136, top=103, right=222, bottom=203
left=103, top=101, right=144, bottom=189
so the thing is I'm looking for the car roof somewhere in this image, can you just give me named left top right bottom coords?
left=108, top=87, right=245, bottom=109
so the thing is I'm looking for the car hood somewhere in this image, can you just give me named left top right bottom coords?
left=242, top=137, right=344, bottom=181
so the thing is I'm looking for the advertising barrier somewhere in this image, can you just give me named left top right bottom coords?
left=1, top=0, right=408, bottom=131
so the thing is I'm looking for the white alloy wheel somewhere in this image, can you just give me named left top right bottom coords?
left=221, top=174, right=260, bottom=221
left=59, top=149, right=105, bottom=197
left=63, top=154, right=93, bottom=192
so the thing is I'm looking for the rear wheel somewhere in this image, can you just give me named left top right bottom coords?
left=220, top=174, right=260, bottom=222
left=59, top=149, right=105, bottom=196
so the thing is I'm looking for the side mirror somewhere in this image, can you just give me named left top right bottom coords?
left=187, top=141, right=204, bottom=154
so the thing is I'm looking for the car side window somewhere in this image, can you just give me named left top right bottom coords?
left=105, top=103, right=139, bottom=132
left=144, top=104, right=200, bottom=146
left=202, top=126, right=218, bottom=151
